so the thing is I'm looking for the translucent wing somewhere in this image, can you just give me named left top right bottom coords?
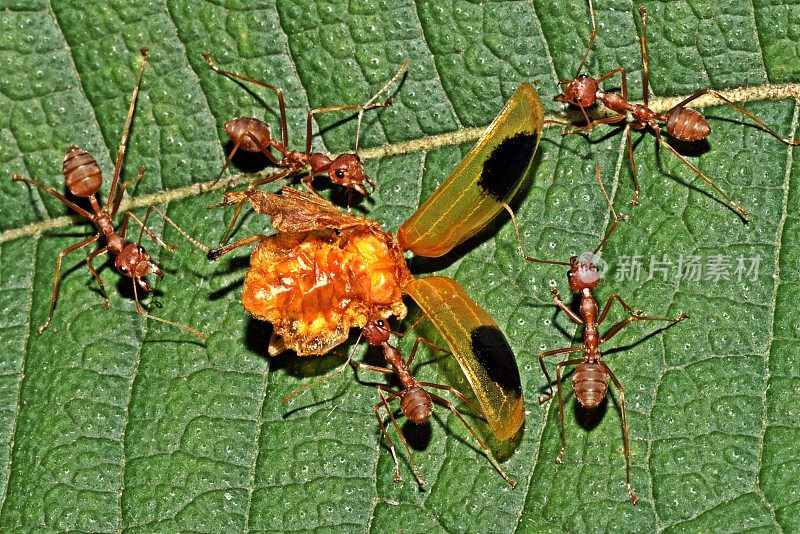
left=398, top=83, right=543, bottom=257
left=404, top=276, right=524, bottom=440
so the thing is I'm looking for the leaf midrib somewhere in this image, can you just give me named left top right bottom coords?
left=3, top=82, right=799, bottom=245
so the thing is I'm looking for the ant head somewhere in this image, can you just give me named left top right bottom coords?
left=115, top=243, right=161, bottom=284
left=63, top=146, right=103, bottom=198
left=554, top=75, right=598, bottom=109
left=567, top=255, right=602, bottom=291
left=362, top=318, right=391, bottom=346
left=327, top=154, right=370, bottom=195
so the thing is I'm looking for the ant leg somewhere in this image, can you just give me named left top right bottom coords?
left=112, top=165, right=147, bottom=217
left=249, top=166, right=296, bottom=188
left=597, top=292, right=688, bottom=327
left=373, top=393, right=403, bottom=483
left=130, top=277, right=206, bottom=341
left=653, top=126, right=749, bottom=218
left=125, top=203, right=208, bottom=270
left=107, top=48, right=148, bottom=211
left=419, top=381, right=482, bottom=416
left=11, top=175, right=93, bottom=219
left=596, top=293, right=637, bottom=324
left=561, top=112, right=626, bottom=136
left=600, top=309, right=688, bottom=345
left=298, top=174, right=321, bottom=197
left=365, top=174, right=377, bottom=194
left=207, top=234, right=263, bottom=261
left=126, top=207, right=176, bottom=252
left=203, top=52, right=289, bottom=147
left=350, top=359, right=394, bottom=377
left=596, top=293, right=688, bottom=343
left=147, top=205, right=209, bottom=253
left=304, top=101, right=392, bottom=156
left=136, top=205, right=155, bottom=248
left=554, top=357, right=585, bottom=464
left=426, top=390, right=517, bottom=487
left=85, top=246, right=110, bottom=308
left=671, top=89, right=800, bottom=146
left=218, top=202, right=245, bottom=246
left=390, top=313, right=429, bottom=338
left=501, top=204, right=570, bottom=267
left=214, top=130, right=286, bottom=186
left=403, top=336, right=449, bottom=368
left=353, top=59, right=408, bottom=153
left=304, top=60, right=407, bottom=156
left=215, top=167, right=297, bottom=245
left=601, top=360, right=640, bottom=504
left=375, top=386, right=426, bottom=487
left=538, top=346, right=584, bottom=403
left=551, top=287, right=584, bottom=325
left=38, top=234, right=101, bottom=333
left=594, top=67, right=629, bottom=100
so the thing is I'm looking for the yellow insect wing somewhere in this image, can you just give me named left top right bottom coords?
left=404, top=276, right=524, bottom=441
left=398, top=82, right=543, bottom=257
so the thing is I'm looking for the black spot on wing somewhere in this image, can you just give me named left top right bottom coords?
left=477, top=132, right=538, bottom=202
left=470, top=326, right=522, bottom=395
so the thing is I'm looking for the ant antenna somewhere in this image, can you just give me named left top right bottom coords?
left=353, top=59, right=409, bottom=155
left=593, top=164, right=621, bottom=255
left=107, top=48, right=148, bottom=210
left=574, top=0, right=597, bottom=79
left=502, top=204, right=570, bottom=266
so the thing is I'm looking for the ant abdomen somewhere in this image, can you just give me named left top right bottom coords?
left=664, top=106, right=711, bottom=142
left=224, top=117, right=273, bottom=152
left=401, top=387, right=433, bottom=424
left=573, top=362, right=609, bottom=409
left=63, top=146, right=102, bottom=197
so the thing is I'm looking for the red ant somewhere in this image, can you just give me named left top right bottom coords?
left=11, top=48, right=207, bottom=341
left=358, top=318, right=516, bottom=488
left=283, top=316, right=516, bottom=489
left=203, top=53, right=407, bottom=240
left=506, top=166, right=688, bottom=503
left=554, top=1, right=800, bottom=219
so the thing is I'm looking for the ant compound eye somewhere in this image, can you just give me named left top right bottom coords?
left=377, top=319, right=385, bottom=328
left=335, top=169, right=345, bottom=179
left=119, top=265, right=128, bottom=273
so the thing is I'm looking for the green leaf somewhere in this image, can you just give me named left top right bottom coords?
left=1, top=0, right=799, bottom=531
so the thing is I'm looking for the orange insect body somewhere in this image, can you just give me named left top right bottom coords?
left=217, top=188, right=412, bottom=356
left=243, top=224, right=411, bottom=356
